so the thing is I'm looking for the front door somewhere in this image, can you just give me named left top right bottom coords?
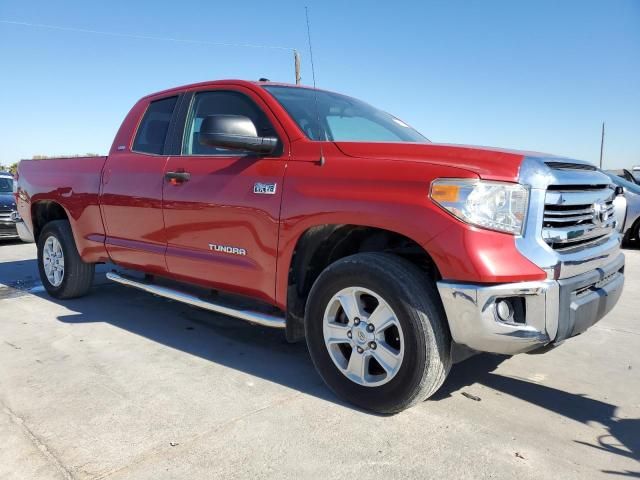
left=162, top=88, right=288, bottom=303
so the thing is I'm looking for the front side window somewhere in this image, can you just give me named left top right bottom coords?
left=263, top=85, right=427, bottom=143
left=182, top=91, right=278, bottom=155
left=132, top=96, right=178, bottom=154
left=0, top=177, right=12, bottom=193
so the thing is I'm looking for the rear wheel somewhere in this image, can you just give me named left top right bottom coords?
left=305, top=253, right=451, bottom=414
left=37, top=220, right=95, bottom=299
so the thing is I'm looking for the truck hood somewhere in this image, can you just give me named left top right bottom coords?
left=334, top=141, right=565, bottom=182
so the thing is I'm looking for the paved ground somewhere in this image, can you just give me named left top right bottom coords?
left=0, top=239, right=638, bottom=479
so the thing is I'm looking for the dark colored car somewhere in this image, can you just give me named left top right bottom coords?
left=0, top=172, right=19, bottom=239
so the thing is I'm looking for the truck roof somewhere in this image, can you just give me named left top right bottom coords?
left=139, top=79, right=319, bottom=101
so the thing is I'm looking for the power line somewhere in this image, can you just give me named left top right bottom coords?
left=0, top=19, right=293, bottom=51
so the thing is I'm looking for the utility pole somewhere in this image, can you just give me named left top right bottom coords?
left=294, top=49, right=301, bottom=84
left=599, top=121, right=605, bottom=169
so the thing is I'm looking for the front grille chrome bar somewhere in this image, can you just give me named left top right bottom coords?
left=542, top=219, right=616, bottom=246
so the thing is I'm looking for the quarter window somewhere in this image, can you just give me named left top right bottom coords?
left=183, top=91, right=277, bottom=155
left=132, top=96, right=178, bottom=154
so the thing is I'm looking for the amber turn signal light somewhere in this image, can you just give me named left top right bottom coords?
left=430, top=184, right=460, bottom=203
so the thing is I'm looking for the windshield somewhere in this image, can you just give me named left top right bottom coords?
left=0, top=177, right=13, bottom=194
left=263, top=86, right=428, bottom=143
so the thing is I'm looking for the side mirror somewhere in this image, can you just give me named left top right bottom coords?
left=198, top=115, right=278, bottom=154
left=614, top=185, right=625, bottom=196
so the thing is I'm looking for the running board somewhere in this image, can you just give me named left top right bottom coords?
left=106, top=272, right=286, bottom=329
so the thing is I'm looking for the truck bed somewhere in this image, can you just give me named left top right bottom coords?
left=16, top=156, right=109, bottom=262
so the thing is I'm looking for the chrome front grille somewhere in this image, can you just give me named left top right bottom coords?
left=0, top=212, right=13, bottom=222
left=542, top=185, right=616, bottom=251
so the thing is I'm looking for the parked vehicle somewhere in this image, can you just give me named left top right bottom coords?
left=15, top=80, right=625, bottom=413
left=607, top=173, right=640, bottom=243
left=0, top=172, right=19, bottom=240
left=606, top=169, right=640, bottom=185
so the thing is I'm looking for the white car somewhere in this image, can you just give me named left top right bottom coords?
left=608, top=173, right=640, bottom=244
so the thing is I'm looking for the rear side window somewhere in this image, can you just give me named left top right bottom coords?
left=132, top=96, right=178, bottom=154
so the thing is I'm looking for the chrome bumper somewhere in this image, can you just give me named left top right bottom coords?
left=437, top=254, right=625, bottom=355
left=15, top=220, right=34, bottom=243
left=0, top=220, right=18, bottom=238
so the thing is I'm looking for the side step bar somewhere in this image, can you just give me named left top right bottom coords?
left=106, top=272, right=286, bottom=329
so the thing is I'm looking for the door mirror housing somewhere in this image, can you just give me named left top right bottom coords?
left=198, top=115, right=278, bottom=154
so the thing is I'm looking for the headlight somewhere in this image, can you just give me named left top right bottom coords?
left=430, top=179, right=529, bottom=235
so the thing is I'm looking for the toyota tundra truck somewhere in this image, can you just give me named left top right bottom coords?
left=15, top=80, right=625, bottom=413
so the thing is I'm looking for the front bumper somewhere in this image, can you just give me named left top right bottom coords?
left=0, top=220, right=18, bottom=239
left=15, top=220, right=34, bottom=243
left=437, top=253, right=625, bottom=355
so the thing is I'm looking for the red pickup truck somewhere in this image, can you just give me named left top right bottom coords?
left=16, top=80, right=625, bottom=413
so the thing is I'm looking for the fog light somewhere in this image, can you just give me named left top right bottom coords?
left=496, top=299, right=514, bottom=322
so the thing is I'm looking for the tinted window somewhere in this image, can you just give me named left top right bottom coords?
left=183, top=91, right=277, bottom=155
left=0, top=177, right=12, bottom=193
left=132, top=96, right=178, bottom=154
left=263, top=85, right=427, bottom=143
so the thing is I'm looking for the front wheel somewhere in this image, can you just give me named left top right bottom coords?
left=37, top=220, right=95, bottom=299
left=305, top=253, right=451, bottom=414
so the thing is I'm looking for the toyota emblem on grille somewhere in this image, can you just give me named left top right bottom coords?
left=592, top=201, right=609, bottom=226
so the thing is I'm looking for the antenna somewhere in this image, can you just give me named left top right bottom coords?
left=305, top=6, right=325, bottom=166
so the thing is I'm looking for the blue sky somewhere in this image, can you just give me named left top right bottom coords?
left=0, top=0, right=638, bottom=169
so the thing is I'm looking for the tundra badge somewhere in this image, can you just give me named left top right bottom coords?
left=209, top=244, right=247, bottom=256
left=254, top=182, right=277, bottom=195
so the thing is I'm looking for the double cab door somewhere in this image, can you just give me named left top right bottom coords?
left=101, top=86, right=289, bottom=303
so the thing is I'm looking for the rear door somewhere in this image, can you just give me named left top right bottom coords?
left=162, top=87, right=288, bottom=303
left=100, top=95, right=180, bottom=274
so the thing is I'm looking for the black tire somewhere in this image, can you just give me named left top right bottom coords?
left=37, top=220, right=95, bottom=299
left=305, top=252, right=451, bottom=414
left=622, top=219, right=639, bottom=247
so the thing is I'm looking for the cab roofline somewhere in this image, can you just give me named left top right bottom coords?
left=139, top=79, right=322, bottom=101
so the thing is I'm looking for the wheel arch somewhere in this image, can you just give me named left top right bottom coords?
left=283, top=224, right=441, bottom=342
left=31, top=200, right=71, bottom=243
